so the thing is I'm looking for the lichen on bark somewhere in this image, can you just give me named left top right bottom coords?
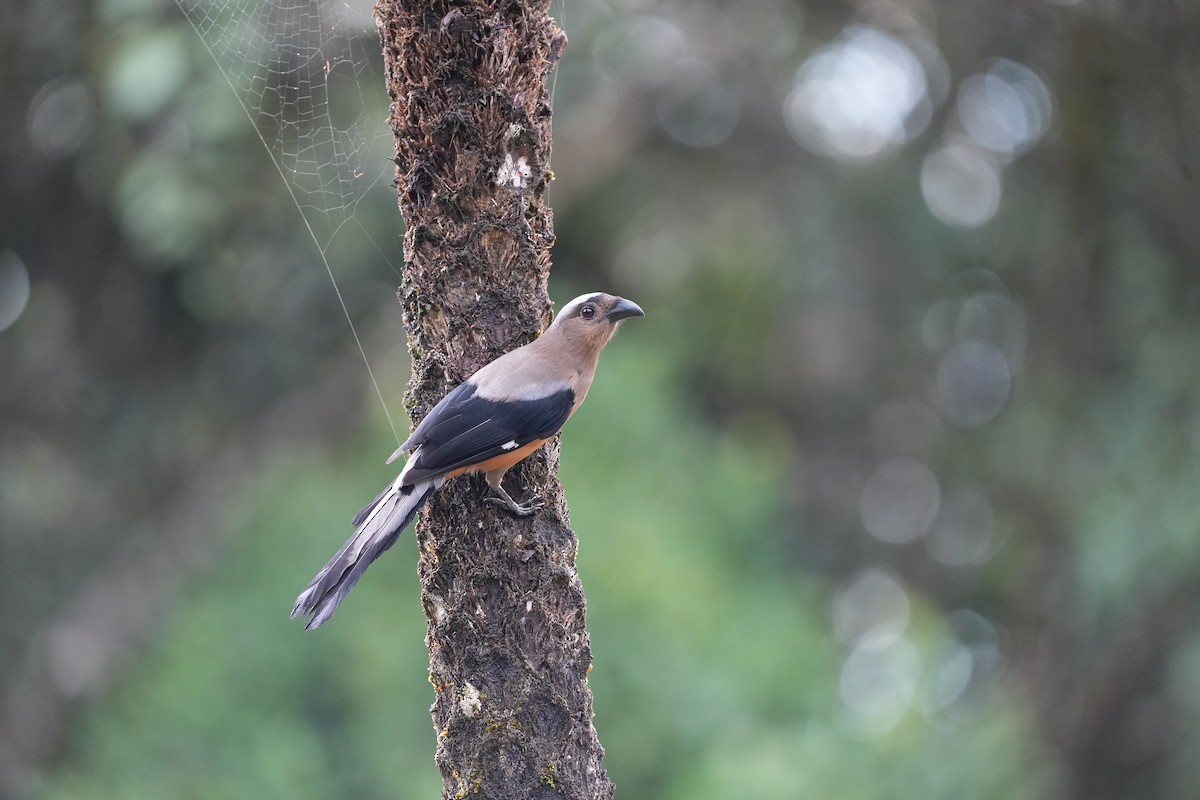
left=375, top=1, right=612, bottom=798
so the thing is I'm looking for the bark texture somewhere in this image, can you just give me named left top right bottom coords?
left=376, top=2, right=612, bottom=798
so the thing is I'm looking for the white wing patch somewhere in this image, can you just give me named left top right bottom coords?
left=500, top=440, right=519, bottom=451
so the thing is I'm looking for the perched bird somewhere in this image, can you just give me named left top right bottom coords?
left=292, top=292, right=644, bottom=629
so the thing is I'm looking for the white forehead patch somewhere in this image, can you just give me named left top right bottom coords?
left=553, top=292, right=606, bottom=323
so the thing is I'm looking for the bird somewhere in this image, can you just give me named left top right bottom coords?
left=291, top=292, right=644, bottom=629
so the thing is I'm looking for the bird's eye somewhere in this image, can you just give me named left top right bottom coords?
left=580, top=305, right=596, bottom=320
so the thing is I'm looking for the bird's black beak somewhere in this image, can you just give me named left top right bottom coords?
left=606, top=297, right=645, bottom=322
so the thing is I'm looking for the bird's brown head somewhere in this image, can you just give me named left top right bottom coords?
left=548, top=292, right=644, bottom=355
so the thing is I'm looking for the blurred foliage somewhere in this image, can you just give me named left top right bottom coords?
left=31, top=349, right=1048, bottom=800
left=4, top=0, right=1200, bottom=798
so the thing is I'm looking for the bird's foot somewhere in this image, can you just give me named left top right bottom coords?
left=486, top=494, right=544, bottom=517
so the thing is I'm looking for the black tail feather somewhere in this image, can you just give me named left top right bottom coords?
left=351, top=485, right=390, bottom=527
left=292, top=479, right=437, bottom=629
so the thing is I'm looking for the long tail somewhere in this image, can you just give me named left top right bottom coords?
left=291, top=476, right=441, bottom=630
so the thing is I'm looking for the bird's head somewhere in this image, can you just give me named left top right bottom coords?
left=549, top=292, right=644, bottom=353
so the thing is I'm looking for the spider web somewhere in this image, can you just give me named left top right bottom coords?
left=176, top=0, right=401, bottom=439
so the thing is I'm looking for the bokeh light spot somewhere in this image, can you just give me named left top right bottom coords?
left=936, top=341, right=1011, bottom=427
left=958, top=60, right=1052, bottom=158
left=920, top=140, right=1002, bottom=227
left=27, top=79, right=95, bottom=158
left=117, top=152, right=220, bottom=263
left=595, top=14, right=688, bottom=88
left=957, top=292, right=1026, bottom=373
left=859, top=458, right=940, bottom=544
left=921, top=297, right=958, bottom=352
left=106, top=27, right=191, bottom=121
left=926, top=486, right=997, bottom=566
left=0, top=251, right=32, bottom=334
left=833, top=568, right=911, bottom=645
left=784, top=26, right=929, bottom=163
left=918, top=640, right=974, bottom=713
left=656, top=59, right=741, bottom=148
left=839, top=633, right=920, bottom=736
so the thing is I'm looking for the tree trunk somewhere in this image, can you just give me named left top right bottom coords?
left=376, top=2, right=612, bottom=798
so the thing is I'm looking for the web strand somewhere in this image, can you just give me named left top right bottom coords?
left=176, top=0, right=401, bottom=444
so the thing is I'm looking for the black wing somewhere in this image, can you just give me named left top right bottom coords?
left=401, top=382, right=574, bottom=483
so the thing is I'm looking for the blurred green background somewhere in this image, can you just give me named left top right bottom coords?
left=3, top=0, right=1200, bottom=798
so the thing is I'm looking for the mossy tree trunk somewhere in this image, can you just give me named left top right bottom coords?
left=375, top=2, right=613, bottom=798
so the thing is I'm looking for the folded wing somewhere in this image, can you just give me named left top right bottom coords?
left=400, top=382, right=574, bottom=483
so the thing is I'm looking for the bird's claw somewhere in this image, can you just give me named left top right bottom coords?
left=486, top=495, right=544, bottom=517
